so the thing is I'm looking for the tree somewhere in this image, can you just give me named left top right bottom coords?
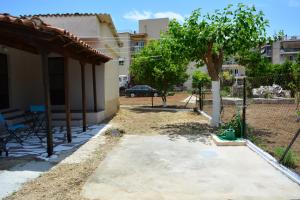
left=130, top=38, right=188, bottom=107
left=168, top=3, right=268, bottom=126
left=237, top=49, right=272, bottom=78
left=192, top=70, right=211, bottom=89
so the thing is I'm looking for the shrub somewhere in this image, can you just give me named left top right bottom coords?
left=192, top=71, right=211, bottom=89
left=218, top=113, right=243, bottom=138
left=221, top=86, right=231, bottom=97
left=274, top=147, right=298, bottom=168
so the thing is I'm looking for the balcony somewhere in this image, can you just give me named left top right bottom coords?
left=280, top=48, right=300, bottom=55
left=131, top=45, right=144, bottom=54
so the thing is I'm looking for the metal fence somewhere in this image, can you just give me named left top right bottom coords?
left=199, top=73, right=300, bottom=173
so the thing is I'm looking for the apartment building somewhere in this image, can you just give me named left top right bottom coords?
left=262, top=36, right=300, bottom=64
left=139, top=18, right=169, bottom=40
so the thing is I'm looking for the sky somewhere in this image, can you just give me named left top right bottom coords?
left=1, top=0, right=300, bottom=36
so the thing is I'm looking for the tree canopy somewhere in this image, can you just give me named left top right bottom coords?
left=130, top=36, right=189, bottom=105
left=168, top=3, right=269, bottom=81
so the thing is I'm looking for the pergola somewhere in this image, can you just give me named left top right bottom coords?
left=0, top=13, right=111, bottom=156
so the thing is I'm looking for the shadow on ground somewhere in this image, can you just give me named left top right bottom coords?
left=158, top=122, right=214, bottom=145
left=129, top=107, right=179, bottom=114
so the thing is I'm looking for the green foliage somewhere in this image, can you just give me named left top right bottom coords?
left=274, top=147, right=298, bottom=168
left=273, top=30, right=285, bottom=42
left=130, top=37, right=189, bottom=104
left=238, top=51, right=300, bottom=97
left=237, top=49, right=272, bottom=78
left=218, top=113, right=243, bottom=138
left=221, top=86, right=231, bottom=97
left=192, top=71, right=211, bottom=89
left=221, top=71, right=234, bottom=87
left=168, top=3, right=269, bottom=80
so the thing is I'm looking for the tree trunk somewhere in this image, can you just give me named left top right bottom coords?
left=211, top=80, right=221, bottom=127
left=161, top=93, right=167, bottom=107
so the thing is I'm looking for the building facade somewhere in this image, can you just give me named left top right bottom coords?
left=262, top=36, right=300, bottom=64
left=35, top=13, right=121, bottom=118
left=139, top=18, right=169, bottom=40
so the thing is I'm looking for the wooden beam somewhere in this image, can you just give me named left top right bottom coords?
left=64, top=57, right=72, bottom=142
left=41, top=51, right=53, bottom=156
left=92, top=64, right=98, bottom=112
left=80, top=62, right=87, bottom=132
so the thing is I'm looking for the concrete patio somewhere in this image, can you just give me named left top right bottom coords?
left=82, top=134, right=300, bottom=200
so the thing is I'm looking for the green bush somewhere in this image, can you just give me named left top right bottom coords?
left=274, top=147, right=298, bottom=168
left=218, top=113, right=243, bottom=138
left=192, top=71, right=211, bottom=89
left=221, top=86, right=231, bottom=97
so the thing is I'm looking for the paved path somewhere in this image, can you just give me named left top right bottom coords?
left=82, top=135, right=300, bottom=200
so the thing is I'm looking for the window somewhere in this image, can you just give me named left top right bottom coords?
left=234, top=69, right=239, bottom=75
left=118, top=58, right=124, bottom=66
left=0, top=53, right=9, bottom=109
left=289, top=55, right=294, bottom=61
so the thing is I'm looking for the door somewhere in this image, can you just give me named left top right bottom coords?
left=0, top=54, right=9, bottom=109
left=48, top=57, right=65, bottom=105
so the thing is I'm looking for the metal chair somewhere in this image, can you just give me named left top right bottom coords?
left=26, top=105, right=46, bottom=141
left=0, top=113, right=32, bottom=156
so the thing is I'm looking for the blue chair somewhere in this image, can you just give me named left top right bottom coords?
left=0, top=113, right=29, bottom=150
left=27, top=105, right=46, bottom=141
left=0, top=115, right=9, bottom=156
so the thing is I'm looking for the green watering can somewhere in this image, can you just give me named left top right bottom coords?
left=218, top=128, right=236, bottom=141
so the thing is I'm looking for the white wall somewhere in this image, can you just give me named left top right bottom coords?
left=139, top=18, right=169, bottom=39
left=4, top=47, right=106, bottom=116
left=118, top=32, right=131, bottom=76
left=40, top=16, right=100, bottom=38
left=41, top=15, right=120, bottom=118
left=5, top=47, right=44, bottom=110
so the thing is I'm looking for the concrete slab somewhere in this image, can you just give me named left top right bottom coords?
left=0, top=161, right=53, bottom=199
left=212, top=134, right=246, bottom=146
left=82, top=135, right=300, bottom=200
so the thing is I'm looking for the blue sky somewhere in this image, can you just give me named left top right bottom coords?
left=1, top=0, right=300, bottom=36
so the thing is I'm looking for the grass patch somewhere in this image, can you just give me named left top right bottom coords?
left=274, top=147, right=298, bottom=168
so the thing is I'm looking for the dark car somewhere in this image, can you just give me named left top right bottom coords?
left=125, top=85, right=158, bottom=97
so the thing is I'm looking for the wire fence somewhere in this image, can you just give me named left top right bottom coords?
left=198, top=73, right=300, bottom=173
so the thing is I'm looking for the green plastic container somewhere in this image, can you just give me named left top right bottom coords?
left=218, top=128, right=236, bottom=141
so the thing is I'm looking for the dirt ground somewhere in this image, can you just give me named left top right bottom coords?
left=5, top=108, right=209, bottom=200
left=109, top=108, right=209, bottom=136
left=119, top=91, right=196, bottom=108
left=204, top=103, right=300, bottom=174
left=5, top=135, right=121, bottom=200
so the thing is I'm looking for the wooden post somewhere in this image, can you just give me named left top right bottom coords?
left=80, top=62, right=87, bottom=132
left=64, top=57, right=72, bottom=142
left=41, top=52, right=53, bottom=156
left=92, top=64, right=98, bottom=112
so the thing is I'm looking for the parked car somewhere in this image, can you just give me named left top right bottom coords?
left=125, top=85, right=159, bottom=97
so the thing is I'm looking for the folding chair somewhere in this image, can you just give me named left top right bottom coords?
left=0, top=121, right=9, bottom=156
left=26, top=105, right=46, bottom=141
left=0, top=113, right=30, bottom=145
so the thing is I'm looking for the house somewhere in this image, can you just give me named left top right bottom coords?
left=261, top=36, right=300, bottom=64
left=0, top=14, right=119, bottom=155
left=26, top=13, right=122, bottom=117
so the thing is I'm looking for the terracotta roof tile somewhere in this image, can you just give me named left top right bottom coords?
left=0, top=13, right=112, bottom=63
